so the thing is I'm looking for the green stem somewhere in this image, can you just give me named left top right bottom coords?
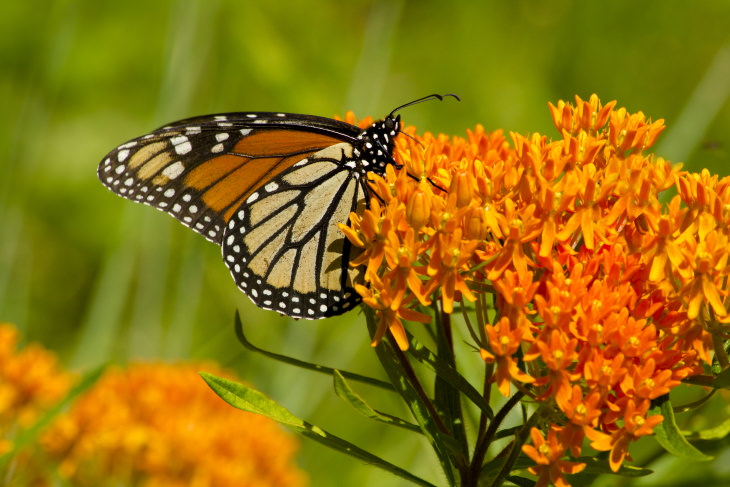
left=471, top=390, right=525, bottom=485
left=434, top=302, right=470, bottom=483
left=234, top=311, right=395, bottom=390
left=390, top=331, right=450, bottom=435
left=485, top=400, right=540, bottom=487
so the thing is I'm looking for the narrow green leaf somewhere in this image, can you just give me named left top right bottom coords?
left=333, top=370, right=421, bottom=433
left=652, top=398, right=714, bottom=461
left=200, top=372, right=437, bottom=487
left=233, top=311, right=394, bottom=391
left=0, top=365, right=106, bottom=467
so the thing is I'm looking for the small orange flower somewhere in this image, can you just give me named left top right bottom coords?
left=525, top=329, right=580, bottom=407
left=586, top=399, right=663, bottom=472
left=357, top=273, right=431, bottom=350
left=480, top=317, right=535, bottom=396
left=426, top=228, right=479, bottom=313
left=522, top=426, right=586, bottom=487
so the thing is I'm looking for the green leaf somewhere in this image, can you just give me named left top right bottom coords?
left=333, top=370, right=422, bottom=433
left=0, top=365, right=106, bottom=468
left=652, top=397, right=714, bottom=461
left=233, top=311, right=394, bottom=391
left=200, top=372, right=437, bottom=487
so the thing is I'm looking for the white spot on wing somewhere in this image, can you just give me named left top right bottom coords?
left=174, top=141, right=192, bottom=155
left=162, top=161, right=185, bottom=180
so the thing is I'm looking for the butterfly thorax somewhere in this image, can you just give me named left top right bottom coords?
left=353, top=114, right=401, bottom=176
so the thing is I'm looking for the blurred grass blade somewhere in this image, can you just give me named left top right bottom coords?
left=162, top=234, right=204, bottom=359
left=201, top=372, right=437, bottom=487
left=655, top=42, right=730, bottom=163
left=333, top=370, right=421, bottom=433
left=233, top=311, right=394, bottom=391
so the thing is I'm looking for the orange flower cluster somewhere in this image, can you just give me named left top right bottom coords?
left=1, top=323, right=72, bottom=485
left=43, top=362, right=307, bottom=487
left=0, top=323, right=71, bottom=451
left=342, top=95, right=728, bottom=483
left=0, top=324, right=307, bottom=487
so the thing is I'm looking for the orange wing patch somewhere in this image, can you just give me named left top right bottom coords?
left=233, top=129, right=345, bottom=156
left=182, top=129, right=348, bottom=223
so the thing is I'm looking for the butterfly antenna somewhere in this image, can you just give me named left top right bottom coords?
left=391, top=93, right=460, bottom=143
left=389, top=93, right=460, bottom=118
left=387, top=93, right=458, bottom=194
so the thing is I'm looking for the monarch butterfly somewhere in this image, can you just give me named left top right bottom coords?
left=98, top=94, right=458, bottom=319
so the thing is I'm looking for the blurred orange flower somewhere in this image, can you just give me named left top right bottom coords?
left=0, top=323, right=307, bottom=487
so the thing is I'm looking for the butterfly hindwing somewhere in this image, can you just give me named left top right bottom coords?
left=222, top=145, right=368, bottom=318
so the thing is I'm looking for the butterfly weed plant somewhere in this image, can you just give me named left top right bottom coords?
left=204, top=94, right=730, bottom=487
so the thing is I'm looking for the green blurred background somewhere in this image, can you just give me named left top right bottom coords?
left=2, top=1, right=730, bottom=485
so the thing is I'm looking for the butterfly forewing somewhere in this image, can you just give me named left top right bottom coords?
left=98, top=113, right=361, bottom=244
left=98, top=110, right=399, bottom=319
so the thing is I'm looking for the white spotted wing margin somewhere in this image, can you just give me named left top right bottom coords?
left=222, top=144, right=368, bottom=320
